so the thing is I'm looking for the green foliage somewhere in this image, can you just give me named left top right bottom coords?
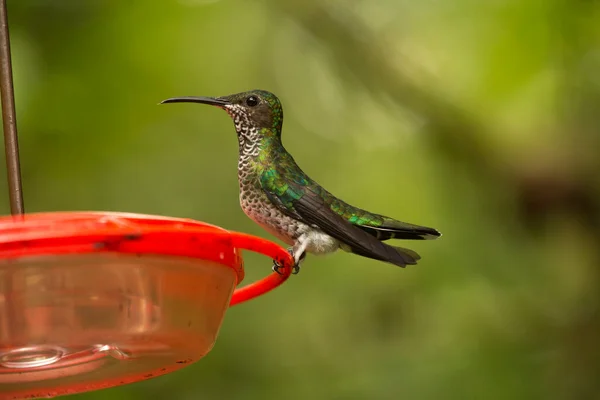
left=2, top=0, right=600, bottom=399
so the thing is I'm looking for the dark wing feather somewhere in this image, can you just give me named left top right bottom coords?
left=287, top=188, right=419, bottom=267
left=257, top=156, right=420, bottom=267
left=263, top=190, right=303, bottom=220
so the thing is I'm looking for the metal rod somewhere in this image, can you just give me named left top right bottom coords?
left=0, top=0, right=24, bottom=215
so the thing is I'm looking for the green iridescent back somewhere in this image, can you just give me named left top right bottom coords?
left=253, top=131, right=385, bottom=229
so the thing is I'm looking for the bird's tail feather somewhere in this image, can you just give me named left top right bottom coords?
left=392, top=245, right=421, bottom=263
left=349, top=243, right=421, bottom=268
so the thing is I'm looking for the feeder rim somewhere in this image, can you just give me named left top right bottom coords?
left=0, top=211, right=294, bottom=306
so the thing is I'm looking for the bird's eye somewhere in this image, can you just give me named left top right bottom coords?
left=245, top=96, right=259, bottom=107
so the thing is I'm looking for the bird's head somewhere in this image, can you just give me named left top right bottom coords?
left=161, top=90, right=284, bottom=143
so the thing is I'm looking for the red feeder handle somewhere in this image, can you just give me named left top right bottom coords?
left=0, top=211, right=295, bottom=308
left=229, top=231, right=294, bottom=306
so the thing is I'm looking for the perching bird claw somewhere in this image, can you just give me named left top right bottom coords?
left=271, top=261, right=284, bottom=275
left=271, top=247, right=301, bottom=275
left=288, top=248, right=302, bottom=275
left=271, top=259, right=300, bottom=275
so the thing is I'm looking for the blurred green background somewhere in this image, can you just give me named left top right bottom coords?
left=2, top=0, right=600, bottom=399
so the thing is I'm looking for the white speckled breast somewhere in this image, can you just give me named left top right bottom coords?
left=228, top=103, right=339, bottom=255
left=238, top=165, right=306, bottom=246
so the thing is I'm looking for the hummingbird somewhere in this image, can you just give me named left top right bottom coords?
left=161, top=90, right=441, bottom=274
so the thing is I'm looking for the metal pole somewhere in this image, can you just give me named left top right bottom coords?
left=0, top=0, right=24, bottom=215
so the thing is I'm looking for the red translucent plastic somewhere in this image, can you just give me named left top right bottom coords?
left=0, top=212, right=294, bottom=305
left=0, top=212, right=294, bottom=399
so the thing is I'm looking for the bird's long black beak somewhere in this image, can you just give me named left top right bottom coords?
left=160, top=96, right=230, bottom=107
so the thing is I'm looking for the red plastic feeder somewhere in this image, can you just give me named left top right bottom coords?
left=0, top=212, right=294, bottom=399
left=0, top=1, right=295, bottom=397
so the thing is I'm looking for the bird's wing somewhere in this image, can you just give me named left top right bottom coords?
left=258, top=167, right=418, bottom=267
left=282, top=182, right=440, bottom=241
left=271, top=175, right=441, bottom=241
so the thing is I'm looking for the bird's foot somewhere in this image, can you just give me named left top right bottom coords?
left=271, top=260, right=300, bottom=275
left=288, top=247, right=303, bottom=275
left=272, top=261, right=284, bottom=275
left=271, top=247, right=302, bottom=275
